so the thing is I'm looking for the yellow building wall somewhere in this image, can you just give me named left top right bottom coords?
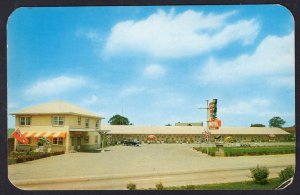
left=15, top=115, right=69, bottom=132
left=68, top=115, right=101, bottom=130
left=14, top=114, right=102, bottom=152
left=15, top=115, right=101, bottom=131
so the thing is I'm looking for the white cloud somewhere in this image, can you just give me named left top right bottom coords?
left=7, top=101, right=19, bottom=110
left=103, top=9, right=259, bottom=59
left=266, top=76, right=294, bottom=89
left=76, top=29, right=102, bottom=42
left=143, top=64, right=166, bottom=79
left=219, top=98, right=272, bottom=115
left=86, top=30, right=101, bottom=42
left=258, top=111, right=294, bottom=119
left=152, top=94, right=186, bottom=107
left=82, top=95, right=99, bottom=106
left=198, top=32, right=294, bottom=86
left=120, top=86, right=145, bottom=97
left=25, top=76, right=86, bottom=98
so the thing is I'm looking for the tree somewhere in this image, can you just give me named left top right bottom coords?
left=165, top=124, right=172, bottom=126
left=251, top=124, right=265, bottom=127
left=108, top=114, right=130, bottom=125
left=268, top=116, right=286, bottom=128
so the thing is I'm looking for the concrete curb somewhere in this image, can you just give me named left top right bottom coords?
left=11, top=164, right=290, bottom=186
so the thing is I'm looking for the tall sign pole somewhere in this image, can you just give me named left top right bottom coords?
left=199, top=100, right=210, bottom=144
left=206, top=100, right=210, bottom=144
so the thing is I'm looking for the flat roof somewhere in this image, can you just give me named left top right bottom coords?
left=102, top=125, right=289, bottom=135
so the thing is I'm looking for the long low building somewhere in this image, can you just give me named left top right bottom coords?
left=102, top=125, right=290, bottom=144
left=10, top=101, right=291, bottom=153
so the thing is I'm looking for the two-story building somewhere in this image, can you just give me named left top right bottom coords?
left=10, top=101, right=291, bottom=153
left=10, top=101, right=104, bottom=153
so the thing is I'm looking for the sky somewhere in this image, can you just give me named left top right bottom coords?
left=7, top=5, right=295, bottom=128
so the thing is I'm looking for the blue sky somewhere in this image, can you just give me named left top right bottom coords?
left=7, top=5, right=295, bottom=128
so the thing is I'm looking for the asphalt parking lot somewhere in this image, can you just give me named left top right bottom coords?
left=8, top=144, right=295, bottom=189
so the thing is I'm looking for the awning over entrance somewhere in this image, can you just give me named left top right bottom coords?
left=22, top=131, right=66, bottom=138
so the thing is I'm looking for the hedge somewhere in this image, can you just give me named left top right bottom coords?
left=224, top=146, right=295, bottom=157
left=9, top=151, right=65, bottom=164
left=194, top=146, right=295, bottom=157
left=194, top=147, right=217, bottom=156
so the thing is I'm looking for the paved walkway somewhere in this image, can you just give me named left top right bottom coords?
left=8, top=144, right=295, bottom=189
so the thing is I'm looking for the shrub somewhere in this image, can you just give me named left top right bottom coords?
left=52, top=151, right=65, bottom=155
left=156, top=182, right=164, bottom=190
left=250, top=165, right=269, bottom=184
left=126, top=182, right=136, bottom=190
left=16, top=156, right=25, bottom=163
left=185, top=185, right=195, bottom=189
left=224, top=136, right=234, bottom=143
left=208, top=149, right=216, bottom=156
left=8, top=158, right=16, bottom=165
left=278, top=166, right=294, bottom=182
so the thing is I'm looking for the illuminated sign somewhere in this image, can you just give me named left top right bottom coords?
left=12, top=128, right=29, bottom=144
left=209, top=119, right=222, bottom=130
left=208, top=99, right=221, bottom=130
left=209, top=99, right=217, bottom=120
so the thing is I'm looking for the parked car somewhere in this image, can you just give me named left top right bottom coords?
left=123, top=140, right=140, bottom=146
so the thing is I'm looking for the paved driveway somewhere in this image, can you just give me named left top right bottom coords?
left=8, top=144, right=295, bottom=189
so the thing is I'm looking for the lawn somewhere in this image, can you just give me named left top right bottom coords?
left=142, top=178, right=282, bottom=190
left=195, top=146, right=295, bottom=157
left=223, top=146, right=295, bottom=156
left=194, top=147, right=217, bottom=156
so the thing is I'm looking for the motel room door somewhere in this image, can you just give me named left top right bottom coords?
left=76, top=137, right=81, bottom=150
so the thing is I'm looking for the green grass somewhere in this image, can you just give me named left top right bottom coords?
left=194, top=147, right=217, bottom=156
left=142, top=178, right=282, bottom=190
left=195, top=146, right=295, bottom=157
left=224, top=146, right=295, bottom=156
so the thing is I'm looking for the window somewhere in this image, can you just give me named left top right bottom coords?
left=95, top=135, right=98, bottom=144
left=78, top=117, right=81, bottom=125
left=20, top=117, right=31, bottom=126
left=53, top=137, right=64, bottom=145
left=84, top=136, right=89, bottom=143
left=85, top=118, right=89, bottom=128
left=58, top=137, right=63, bottom=145
left=96, top=119, right=100, bottom=129
left=52, top=116, right=64, bottom=126
left=53, top=138, right=58, bottom=145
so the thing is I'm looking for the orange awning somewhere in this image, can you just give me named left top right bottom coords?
left=43, top=132, right=56, bottom=138
left=19, top=131, right=66, bottom=138
left=47, top=132, right=56, bottom=138
left=34, top=132, right=46, bottom=138
left=22, top=131, right=36, bottom=138
left=30, top=132, right=38, bottom=138
left=56, top=132, right=66, bottom=138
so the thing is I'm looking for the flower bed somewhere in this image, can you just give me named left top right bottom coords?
left=8, top=151, right=65, bottom=165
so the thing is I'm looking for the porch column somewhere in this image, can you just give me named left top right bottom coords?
left=65, top=131, right=70, bottom=153
left=14, top=138, right=17, bottom=152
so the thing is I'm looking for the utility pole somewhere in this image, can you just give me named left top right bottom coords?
left=199, top=100, right=210, bottom=145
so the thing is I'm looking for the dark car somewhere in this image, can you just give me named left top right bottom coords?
left=123, top=140, right=140, bottom=146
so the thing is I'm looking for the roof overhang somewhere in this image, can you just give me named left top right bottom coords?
left=70, top=128, right=100, bottom=132
left=96, top=130, right=111, bottom=134
left=10, top=112, right=104, bottom=119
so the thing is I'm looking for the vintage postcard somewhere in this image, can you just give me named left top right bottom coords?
left=7, top=5, right=295, bottom=190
